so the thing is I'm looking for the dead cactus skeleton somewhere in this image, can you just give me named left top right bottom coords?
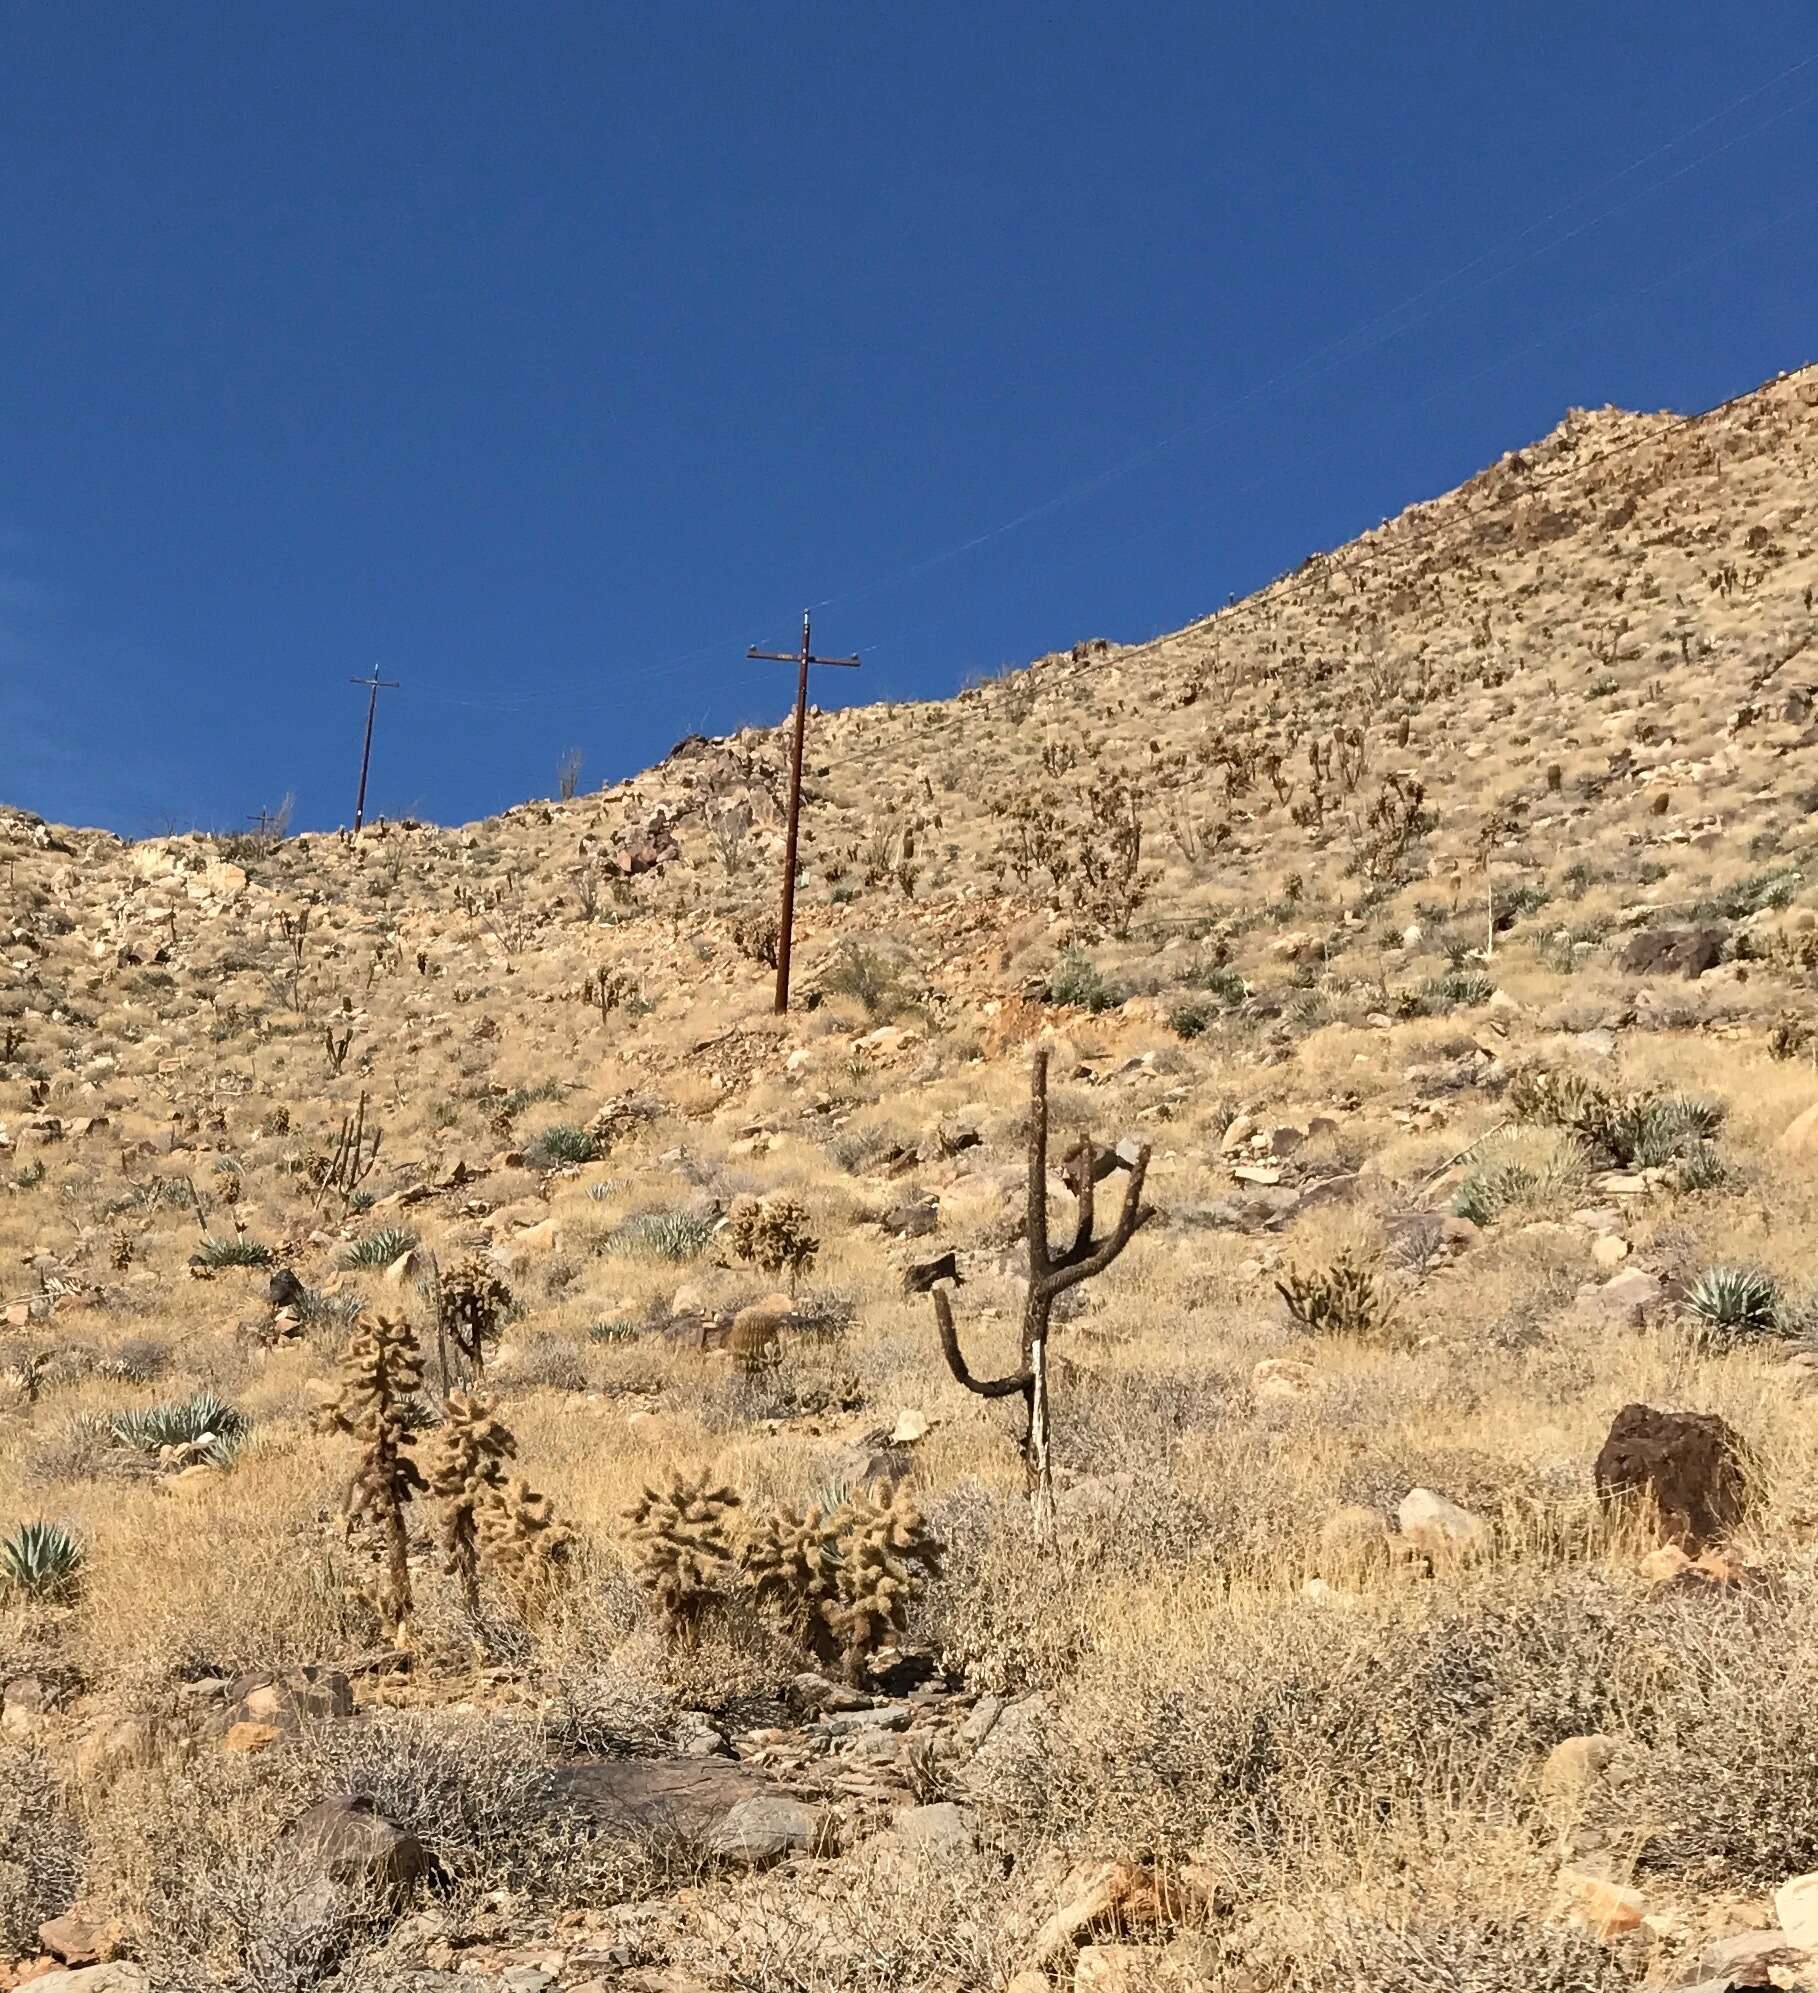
left=932, top=1047, right=1152, bottom=1534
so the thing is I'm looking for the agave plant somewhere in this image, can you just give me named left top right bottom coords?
left=111, top=1389, right=251, bottom=1455
left=2, top=1520, right=83, bottom=1598
left=336, top=1226, right=419, bottom=1270
left=1684, top=1264, right=1783, bottom=1345
left=606, top=1211, right=715, bottom=1262
left=295, top=1284, right=364, bottom=1328
left=525, top=1123, right=600, bottom=1169
left=197, top=1235, right=276, bottom=1269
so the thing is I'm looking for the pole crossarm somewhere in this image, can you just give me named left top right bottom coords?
left=349, top=669, right=400, bottom=834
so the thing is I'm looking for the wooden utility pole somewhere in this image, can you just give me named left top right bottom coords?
left=349, top=668, right=398, bottom=833
left=747, top=611, right=859, bottom=1013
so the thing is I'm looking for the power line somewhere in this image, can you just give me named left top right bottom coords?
left=395, top=58, right=1817, bottom=724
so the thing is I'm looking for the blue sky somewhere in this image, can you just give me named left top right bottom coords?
left=4, top=5, right=1815, bottom=836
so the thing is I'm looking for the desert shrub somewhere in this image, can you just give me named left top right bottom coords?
left=1509, top=1069, right=1725, bottom=1172
left=1, top=1518, right=84, bottom=1597
left=524, top=1123, right=599, bottom=1169
left=728, top=1193, right=819, bottom=1287
left=335, top=1225, right=419, bottom=1270
left=740, top=1488, right=941, bottom=1681
left=197, top=1235, right=275, bottom=1269
left=823, top=941, right=912, bottom=1019
left=1624, top=1585, right=1818, bottom=1885
left=1179, top=956, right=1247, bottom=1003
left=0, top=1747, right=86, bottom=1952
left=1046, top=947, right=1123, bottom=1013
left=94, top=1335, right=171, bottom=1383
left=791, top=1286, right=857, bottom=1342
left=1451, top=1133, right=1586, bottom=1227
left=1285, top=1913, right=1636, bottom=1993
left=294, top=1284, right=364, bottom=1330
left=1015, top=1571, right=1632, bottom=1861
left=1168, top=998, right=1216, bottom=1039
left=606, top=1210, right=715, bottom=1261
left=1682, top=1263, right=1785, bottom=1346
left=493, top=1333, right=587, bottom=1395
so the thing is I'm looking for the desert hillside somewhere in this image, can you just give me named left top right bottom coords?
left=4, top=361, right=1818, bottom=1991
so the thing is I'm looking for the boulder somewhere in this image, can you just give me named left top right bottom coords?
left=707, top=1795, right=825, bottom=1866
left=1618, top=926, right=1726, bottom=978
left=1779, top=1102, right=1818, bottom=1156
left=1251, top=1356, right=1317, bottom=1402
left=1024, top=1859, right=1193, bottom=1969
left=289, top=1792, right=430, bottom=1906
left=1774, top=1871, right=1818, bottom=1951
left=223, top=1665, right=353, bottom=1734
left=1397, top=1487, right=1490, bottom=1566
left=891, top=1802, right=978, bottom=1861
left=1578, top=1268, right=1664, bottom=1325
left=37, top=1911, right=124, bottom=1967
left=21, top=1969, right=150, bottom=1993
left=1593, top=1403, right=1749, bottom=1552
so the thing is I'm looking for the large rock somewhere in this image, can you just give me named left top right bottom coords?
left=288, top=1792, right=430, bottom=1905
left=538, top=1755, right=791, bottom=1844
left=1593, top=1403, right=1749, bottom=1552
left=21, top=1970, right=150, bottom=1993
left=1618, top=926, right=1726, bottom=978
left=1779, top=1102, right=1818, bottom=1156
left=1578, top=1268, right=1664, bottom=1326
left=1397, top=1488, right=1490, bottom=1566
left=1773, top=1869, right=1818, bottom=1950
left=707, top=1794, right=825, bottom=1866
left=222, top=1665, right=353, bottom=1735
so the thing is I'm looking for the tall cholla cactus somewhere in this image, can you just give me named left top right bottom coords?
left=622, top=1473, right=741, bottom=1637
left=424, top=1389, right=511, bottom=1612
left=424, top=1392, right=573, bottom=1614
left=314, top=1313, right=426, bottom=1639
left=740, top=1488, right=940, bottom=1682
left=728, top=1193, right=820, bottom=1291
left=439, top=1255, right=513, bottom=1373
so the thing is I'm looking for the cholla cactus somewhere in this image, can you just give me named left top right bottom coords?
left=622, top=1473, right=741, bottom=1637
left=728, top=1194, right=820, bottom=1290
left=423, top=1389, right=514, bottom=1611
left=439, top=1255, right=513, bottom=1372
left=825, top=1490, right=941, bottom=1681
left=740, top=1489, right=941, bottom=1682
left=108, top=1231, right=135, bottom=1271
left=739, top=1502, right=842, bottom=1653
left=477, top=1474, right=573, bottom=1596
left=422, top=1390, right=575, bottom=1618
left=314, top=1313, right=426, bottom=1639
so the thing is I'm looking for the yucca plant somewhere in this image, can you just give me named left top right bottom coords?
left=587, top=1318, right=641, bottom=1344
left=524, top=1123, right=599, bottom=1169
left=1684, top=1264, right=1784, bottom=1345
left=605, top=1211, right=715, bottom=1262
left=295, top=1285, right=365, bottom=1328
left=336, top=1225, right=419, bottom=1270
left=197, top=1235, right=275, bottom=1269
left=2, top=1520, right=83, bottom=1598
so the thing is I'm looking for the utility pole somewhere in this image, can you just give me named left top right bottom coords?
left=747, top=611, right=859, bottom=1013
left=349, top=668, right=398, bottom=834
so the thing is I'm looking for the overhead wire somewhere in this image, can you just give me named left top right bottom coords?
left=395, top=51, right=1818, bottom=723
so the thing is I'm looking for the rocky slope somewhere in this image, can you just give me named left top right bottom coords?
left=2, top=361, right=1817, bottom=1992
